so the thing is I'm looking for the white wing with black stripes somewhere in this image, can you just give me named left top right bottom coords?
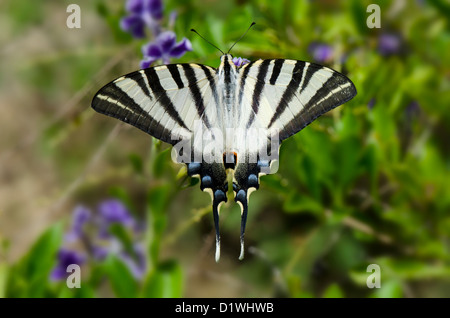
left=91, top=54, right=357, bottom=262
left=92, top=63, right=219, bottom=146
left=237, top=59, right=356, bottom=140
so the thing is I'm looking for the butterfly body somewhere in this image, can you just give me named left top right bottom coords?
left=92, top=53, right=356, bottom=261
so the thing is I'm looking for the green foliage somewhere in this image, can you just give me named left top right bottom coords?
left=6, top=225, right=63, bottom=297
left=142, top=260, right=183, bottom=298
left=104, top=254, right=138, bottom=298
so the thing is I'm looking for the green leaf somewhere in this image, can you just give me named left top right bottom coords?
left=152, top=148, right=173, bottom=178
left=147, top=184, right=172, bottom=264
left=141, top=260, right=183, bottom=298
left=336, top=136, right=361, bottom=188
left=58, top=285, right=95, bottom=298
left=290, top=224, right=343, bottom=281
left=371, top=100, right=400, bottom=163
left=7, top=224, right=63, bottom=297
left=129, top=153, right=143, bottom=174
left=8, top=0, right=43, bottom=33
left=96, top=1, right=133, bottom=44
left=104, top=254, right=138, bottom=298
left=22, top=225, right=63, bottom=282
left=108, top=223, right=134, bottom=256
left=0, top=263, right=7, bottom=298
left=348, top=0, right=370, bottom=35
left=372, top=280, right=403, bottom=298
left=147, top=185, right=172, bottom=221
left=260, top=174, right=288, bottom=194
left=326, top=230, right=365, bottom=272
left=283, top=191, right=323, bottom=214
left=322, top=283, right=344, bottom=298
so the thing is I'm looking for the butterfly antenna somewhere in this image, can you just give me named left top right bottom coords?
left=190, top=29, right=225, bottom=55
left=227, top=22, right=256, bottom=54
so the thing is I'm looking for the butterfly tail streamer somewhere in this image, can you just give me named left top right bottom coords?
left=235, top=189, right=249, bottom=260
left=212, top=189, right=227, bottom=262
left=188, top=162, right=228, bottom=262
left=233, top=160, right=262, bottom=260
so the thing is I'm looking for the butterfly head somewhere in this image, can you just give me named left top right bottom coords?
left=218, top=54, right=237, bottom=80
left=220, top=54, right=235, bottom=66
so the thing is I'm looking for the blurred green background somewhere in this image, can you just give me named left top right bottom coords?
left=1, top=0, right=449, bottom=298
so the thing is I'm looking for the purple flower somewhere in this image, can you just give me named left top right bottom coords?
left=309, top=42, right=334, bottom=63
left=120, top=0, right=163, bottom=38
left=168, top=10, right=177, bottom=29
left=405, top=101, right=420, bottom=119
left=119, top=244, right=147, bottom=279
left=367, top=98, right=376, bottom=110
left=378, top=33, right=403, bottom=56
left=50, top=248, right=85, bottom=281
left=54, top=198, right=148, bottom=282
left=65, top=205, right=91, bottom=243
left=140, top=31, right=192, bottom=68
left=92, top=245, right=109, bottom=261
left=232, top=57, right=250, bottom=67
left=99, top=199, right=135, bottom=228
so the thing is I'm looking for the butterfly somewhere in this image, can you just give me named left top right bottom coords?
left=91, top=26, right=357, bottom=262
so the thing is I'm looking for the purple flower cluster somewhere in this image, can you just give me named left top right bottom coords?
left=120, top=0, right=163, bottom=38
left=51, top=199, right=146, bottom=281
left=232, top=57, right=250, bottom=67
left=141, top=31, right=192, bottom=68
left=367, top=98, right=376, bottom=110
left=405, top=101, right=421, bottom=119
left=120, top=0, right=192, bottom=68
left=378, top=33, right=403, bottom=56
left=50, top=249, right=86, bottom=281
left=308, top=42, right=334, bottom=63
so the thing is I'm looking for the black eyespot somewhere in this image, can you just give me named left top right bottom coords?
left=247, top=174, right=258, bottom=187
left=187, top=162, right=201, bottom=176
left=236, top=189, right=246, bottom=202
left=201, top=175, right=213, bottom=188
left=214, top=189, right=227, bottom=202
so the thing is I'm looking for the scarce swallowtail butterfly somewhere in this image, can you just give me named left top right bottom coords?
left=91, top=24, right=357, bottom=262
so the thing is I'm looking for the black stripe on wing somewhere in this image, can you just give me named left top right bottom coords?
left=182, top=64, right=212, bottom=128
left=269, top=59, right=284, bottom=85
left=279, top=63, right=357, bottom=140
left=199, top=64, right=220, bottom=110
left=167, top=64, right=185, bottom=89
left=91, top=79, right=176, bottom=144
left=238, top=60, right=256, bottom=107
left=267, top=61, right=307, bottom=128
left=135, top=74, right=153, bottom=101
left=143, top=67, right=190, bottom=130
left=246, top=59, right=271, bottom=128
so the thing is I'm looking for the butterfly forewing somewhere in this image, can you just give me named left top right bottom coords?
left=91, top=63, right=218, bottom=145
left=238, top=59, right=357, bottom=141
